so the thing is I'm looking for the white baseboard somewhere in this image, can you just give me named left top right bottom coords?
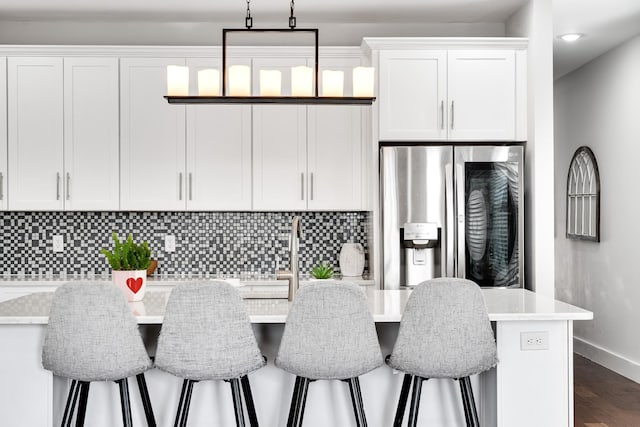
left=574, top=336, right=640, bottom=383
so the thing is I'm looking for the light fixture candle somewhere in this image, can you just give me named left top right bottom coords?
left=166, top=65, right=189, bottom=96
left=228, top=65, right=251, bottom=96
left=291, top=66, right=313, bottom=96
left=322, top=70, right=344, bottom=97
left=198, top=69, right=220, bottom=96
left=259, top=70, right=282, bottom=96
left=353, top=66, right=375, bottom=97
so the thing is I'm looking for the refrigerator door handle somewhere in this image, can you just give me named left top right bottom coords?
left=455, top=162, right=466, bottom=279
left=444, top=163, right=455, bottom=277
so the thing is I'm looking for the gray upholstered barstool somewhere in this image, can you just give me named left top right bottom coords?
left=387, top=278, right=497, bottom=427
left=42, top=282, right=156, bottom=427
left=275, top=282, right=383, bottom=427
left=154, top=282, right=266, bottom=427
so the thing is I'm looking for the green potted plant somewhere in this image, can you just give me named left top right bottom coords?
left=100, top=232, right=151, bottom=302
left=310, top=261, right=334, bottom=280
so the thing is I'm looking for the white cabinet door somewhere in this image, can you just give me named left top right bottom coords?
left=253, top=105, right=306, bottom=211
left=379, top=50, right=447, bottom=140
left=186, top=58, right=252, bottom=210
left=120, top=58, right=186, bottom=211
left=63, top=58, right=119, bottom=210
left=186, top=104, right=252, bottom=210
left=448, top=50, right=516, bottom=141
left=0, top=57, right=6, bottom=211
left=7, top=57, right=64, bottom=211
left=307, top=105, right=363, bottom=210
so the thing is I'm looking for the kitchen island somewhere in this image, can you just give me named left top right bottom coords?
left=0, top=287, right=591, bottom=427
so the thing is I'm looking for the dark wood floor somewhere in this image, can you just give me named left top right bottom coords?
left=574, top=354, right=640, bottom=426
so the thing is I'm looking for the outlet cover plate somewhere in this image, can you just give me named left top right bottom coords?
left=520, top=331, right=549, bottom=351
left=165, top=235, right=176, bottom=252
left=52, top=235, right=64, bottom=253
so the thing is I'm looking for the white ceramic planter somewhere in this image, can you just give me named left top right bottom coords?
left=339, top=243, right=365, bottom=277
left=112, top=270, right=147, bottom=302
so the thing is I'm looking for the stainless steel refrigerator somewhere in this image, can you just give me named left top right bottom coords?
left=380, top=144, right=524, bottom=288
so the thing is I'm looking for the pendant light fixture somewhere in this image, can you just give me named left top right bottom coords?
left=164, top=0, right=375, bottom=105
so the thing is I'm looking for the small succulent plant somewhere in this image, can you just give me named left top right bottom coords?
left=310, top=261, right=334, bottom=279
left=100, top=232, right=151, bottom=271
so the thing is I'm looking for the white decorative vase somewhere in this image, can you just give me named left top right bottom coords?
left=112, top=270, right=147, bottom=302
left=339, top=243, right=365, bottom=277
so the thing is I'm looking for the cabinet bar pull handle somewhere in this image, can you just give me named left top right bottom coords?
left=179, top=173, right=183, bottom=201
left=0, top=172, right=3, bottom=201
left=56, top=173, right=61, bottom=200
left=66, top=173, right=71, bottom=200
left=440, top=100, right=444, bottom=130
left=451, top=101, right=455, bottom=129
left=310, top=172, right=314, bottom=201
left=189, top=173, right=193, bottom=201
left=301, top=173, right=304, bottom=200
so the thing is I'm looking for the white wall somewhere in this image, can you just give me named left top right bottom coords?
left=506, top=0, right=555, bottom=296
left=555, top=34, right=640, bottom=382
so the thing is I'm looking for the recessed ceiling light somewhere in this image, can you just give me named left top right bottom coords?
left=559, top=33, right=584, bottom=42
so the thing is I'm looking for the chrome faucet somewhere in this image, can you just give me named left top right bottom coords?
left=276, top=216, right=303, bottom=301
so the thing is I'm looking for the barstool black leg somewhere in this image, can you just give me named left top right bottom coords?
left=136, top=373, right=157, bottom=427
left=407, top=377, right=425, bottom=427
left=230, top=378, right=246, bottom=427
left=296, top=377, right=310, bottom=427
left=174, top=379, right=195, bottom=427
left=346, top=377, right=368, bottom=427
left=458, top=378, right=472, bottom=426
left=286, top=377, right=302, bottom=427
left=61, top=379, right=80, bottom=427
left=241, top=375, right=259, bottom=427
left=393, top=374, right=413, bottom=427
left=181, top=380, right=196, bottom=427
left=173, top=379, right=188, bottom=427
left=461, top=377, right=480, bottom=427
left=75, top=382, right=91, bottom=427
left=117, top=379, right=133, bottom=427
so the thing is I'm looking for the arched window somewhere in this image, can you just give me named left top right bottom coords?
left=566, top=146, right=600, bottom=241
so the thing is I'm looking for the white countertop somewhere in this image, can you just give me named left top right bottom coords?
left=0, top=288, right=592, bottom=325
left=0, top=277, right=374, bottom=300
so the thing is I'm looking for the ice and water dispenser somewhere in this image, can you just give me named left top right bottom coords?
left=402, top=222, right=439, bottom=287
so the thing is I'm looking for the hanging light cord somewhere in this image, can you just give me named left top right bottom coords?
left=245, top=0, right=253, bottom=29
left=289, top=0, right=297, bottom=29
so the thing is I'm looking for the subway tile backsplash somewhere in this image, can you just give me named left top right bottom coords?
left=0, top=211, right=369, bottom=277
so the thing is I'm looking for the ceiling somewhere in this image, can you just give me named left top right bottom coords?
left=0, top=0, right=526, bottom=23
left=553, top=0, right=640, bottom=79
left=0, top=0, right=638, bottom=78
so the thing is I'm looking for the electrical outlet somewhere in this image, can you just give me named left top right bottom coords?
left=165, top=235, right=176, bottom=253
left=52, top=235, right=64, bottom=253
left=520, top=331, right=549, bottom=351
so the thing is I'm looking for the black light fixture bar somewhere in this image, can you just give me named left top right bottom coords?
left=223, top=28, right=319, bottom=97
left=164, top=27, right=375, bottom=105
left=164, top=96, right=375, bottom=105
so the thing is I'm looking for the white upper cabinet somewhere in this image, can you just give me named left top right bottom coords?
left=7, top=57, right=64, bottom=211
left=0, top=57, right=6, bottom=211
left=186, top=59, right=252, bottom=211
left=379, top=50, right=447, bottom=140
left=186, top=104, right=252, bottom=210
left=307, top=105, right=363, bottom=210
left=63, top=58, right=119, bottom=210
left=251, top=55, right=366, bottom=211
left=448, top=50, right=516, bottom=140
left=253, top=105, right=307, bottom=211
left=120, top=58, right=186, bottom=211
left=372, top=40, right=526, bottom=142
